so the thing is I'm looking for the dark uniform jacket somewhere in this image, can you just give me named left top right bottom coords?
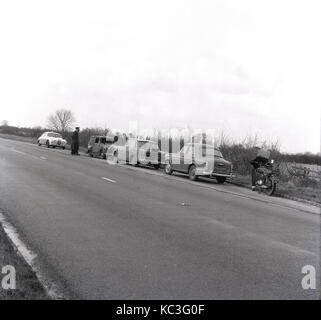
left=71, top=130, right=79, bottom=154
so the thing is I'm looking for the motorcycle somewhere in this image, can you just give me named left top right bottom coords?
left=254, top=160, right=279, bottom=196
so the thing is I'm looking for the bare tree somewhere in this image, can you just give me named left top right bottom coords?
left=47, top=109, right=75, bottom=137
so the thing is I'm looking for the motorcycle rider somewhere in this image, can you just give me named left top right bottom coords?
left=250, top=148, right=271, bottom=191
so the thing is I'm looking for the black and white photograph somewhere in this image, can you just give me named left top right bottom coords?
left=0, top=0, right=320, bottom=309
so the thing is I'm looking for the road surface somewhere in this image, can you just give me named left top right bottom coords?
left=0, top=137, right=320, bottom=299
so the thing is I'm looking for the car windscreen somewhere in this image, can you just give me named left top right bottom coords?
left=137, top=141, right=148, bottom=148
left=48, top=133, right=62, bottom=138
left=195, top=146, right=223, bottom=158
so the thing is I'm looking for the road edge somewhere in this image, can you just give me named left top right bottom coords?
left=0, top=211, right=69, bottom=300
left=227, top=180, right=321, bottom=208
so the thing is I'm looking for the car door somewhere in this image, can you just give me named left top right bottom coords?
left=40, top=133, right=47, bottom=144
left=149, top=143, right=160, bottom=164
left=172, top=146, right=192, bottom=172
left=181, top=145, right=193, bottom=172
left=138, top=142, right=149, bottom=164
left=117, top=141, right=129, bottom=162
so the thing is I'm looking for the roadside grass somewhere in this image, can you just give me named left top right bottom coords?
left=0, top=133, right=37, bottom=144
left=277, top=182, right=320, bottom=204
left=230, top=173, right=321, bottom=205
left=0, top=222, right=49, bottom=300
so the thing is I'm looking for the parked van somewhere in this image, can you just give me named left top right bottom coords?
left=87, top=135, right=116, bottom=159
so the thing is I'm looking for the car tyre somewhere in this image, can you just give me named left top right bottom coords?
left=265, top=177, right=276, bottom=196
left=188, top=164, right=198, bottom=181
left=164, top=161, right=173, bottom=175
left=114, top=151, right=119, bottom=164
left=46, top=140, right=50, bottom=148
left=216, top=176, right=226, bottom=184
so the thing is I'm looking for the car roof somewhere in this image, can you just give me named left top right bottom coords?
left=91, top=135, right=113, bottom=138
left=91, top=135, right=115, bottom=141
left=137, top=139, right=158, bottom=144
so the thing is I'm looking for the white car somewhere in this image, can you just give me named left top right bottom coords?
left=38, top=132, right=67, bottom=149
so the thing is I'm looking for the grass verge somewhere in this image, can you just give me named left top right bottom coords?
left=0, top=222, right=49, bottom=300
left=231, top=174, right=321, bottom=205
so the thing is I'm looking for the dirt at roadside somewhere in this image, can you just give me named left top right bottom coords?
left=0, top=223, right=49, bottom=300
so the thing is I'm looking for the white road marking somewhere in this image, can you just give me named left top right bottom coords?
left=102, top=177, right=116, bottom=183
left=11, top=148, right=26, bottom=155
left=11, top=148, right=47, bottom=161
left=0, top=211, right=67, bottom=300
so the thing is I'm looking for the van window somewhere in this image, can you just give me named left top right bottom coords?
left=95, top=137, right=99, bottom=143
left=100, top=137, right=107, bottom=144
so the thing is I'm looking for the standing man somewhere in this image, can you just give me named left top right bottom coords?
left=71, top=127, right=80, bottom=155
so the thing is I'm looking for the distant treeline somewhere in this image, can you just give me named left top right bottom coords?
left=0, top=125, right=111, bottom=149
left=0, top=125, right=44, bottom=138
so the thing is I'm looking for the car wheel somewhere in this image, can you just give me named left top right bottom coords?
left=46, top=140, right=50, bottom=148
left=164, top=161, right=173, bottom=175
left=216, top=176, right=226, bottom=184
left=188, top=165, right=198, bottom=181
left=114, top=151, right=119, bottom=163
left=38, top=140, right=41, bottom=146
left=62, top=146, right=65, bottom=150
left=265, top=177, right=276, bottom=196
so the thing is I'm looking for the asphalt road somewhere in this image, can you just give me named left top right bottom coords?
left=0, top=137, right=320, bottom=299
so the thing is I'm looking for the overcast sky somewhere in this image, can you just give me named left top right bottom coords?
left=0, top=0, right=320, bottom=153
